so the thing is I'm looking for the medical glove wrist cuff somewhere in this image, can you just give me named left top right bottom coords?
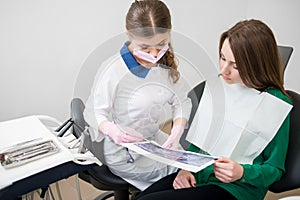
left=171, top=124, right=185, bottom=137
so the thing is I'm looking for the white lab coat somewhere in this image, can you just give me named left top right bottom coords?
left=84, top=53, right=192, bottom=190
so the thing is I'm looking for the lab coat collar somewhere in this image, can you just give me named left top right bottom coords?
left=120, top=42, right=150, bottom=78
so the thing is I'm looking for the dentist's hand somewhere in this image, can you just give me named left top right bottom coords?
left=162, top=124, right=185, bottom=149
left=100, top=121, right=144, bottom=145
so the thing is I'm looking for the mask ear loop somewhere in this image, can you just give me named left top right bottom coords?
left=156, top=44, right=169, bottom=59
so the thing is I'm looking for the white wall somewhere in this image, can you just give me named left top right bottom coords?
left=246, top=0, right=300, bottom=93
left=0, top=0, right=132, bottom=121
left=0, top=0, right=299, bottom=122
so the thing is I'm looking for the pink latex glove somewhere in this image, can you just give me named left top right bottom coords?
left=162, top=124, right=185, bottom=149
left=101, top=121, right=144, bottom=144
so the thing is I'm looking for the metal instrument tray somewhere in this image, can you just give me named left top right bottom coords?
left=0, top=139, right=59, bottom=169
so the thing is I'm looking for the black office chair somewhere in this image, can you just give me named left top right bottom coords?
left=70, top=98, right=134, bottom=200
left=268, top=90, right=300, bottom=193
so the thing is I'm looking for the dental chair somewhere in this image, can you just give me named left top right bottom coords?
left=180, top=45, right=300, bottom=198
left=259, top=45, right=300, bottom=197
left=268, top=90, right=300, bottom=195
left=269, top=47, right=300, bottom=200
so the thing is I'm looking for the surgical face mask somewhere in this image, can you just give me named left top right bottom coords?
left=133, top=44, right=169, bottom=64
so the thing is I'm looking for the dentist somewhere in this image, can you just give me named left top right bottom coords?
left=84, top=0, right=192, bottom=191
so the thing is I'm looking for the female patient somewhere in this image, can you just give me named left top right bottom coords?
left=134, top=19, right=292, bottom=200
left=83, top=0, right=191, bottom=191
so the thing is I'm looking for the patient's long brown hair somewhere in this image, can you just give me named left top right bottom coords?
left=126, top=0, right=179, bottom=83
left=219, top=19, right=287, bottom=96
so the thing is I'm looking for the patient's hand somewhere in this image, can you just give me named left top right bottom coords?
left=214, top=157, right=244, bottom=183
left=173, top=170, right=196, bottom=189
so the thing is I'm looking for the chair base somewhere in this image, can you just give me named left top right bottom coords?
left=94, top=191, right=114, bottom=200
left=94, top=190, right=130, bottom=200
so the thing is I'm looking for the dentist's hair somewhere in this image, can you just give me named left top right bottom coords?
left=219, top=19, right=287, bottom=95
left=126, top=0, right=179, bottom=83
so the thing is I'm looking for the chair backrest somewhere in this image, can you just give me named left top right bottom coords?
left=269, top=90, right=300, bottom=193
left=70, top=98, right=87, bottom=138
left=70, top=98, right=106, bottom=162
left=278, top=45, right=293, bottom=71
left=180, top=81, right=205, bottom=149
